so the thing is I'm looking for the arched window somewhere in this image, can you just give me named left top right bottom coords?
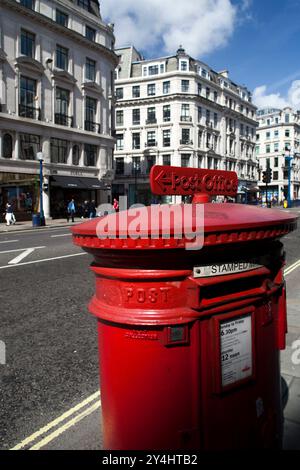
left=3, top=134, right=13, bottom=159
left=72, top=145, right=80, bottom=166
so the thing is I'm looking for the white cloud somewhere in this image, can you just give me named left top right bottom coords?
left=253, top=81, right=300, bottom=110
left=101, top=0, right=242, bottom=57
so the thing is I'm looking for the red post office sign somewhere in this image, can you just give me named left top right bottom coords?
left=150, top=165, right=238, bottom=197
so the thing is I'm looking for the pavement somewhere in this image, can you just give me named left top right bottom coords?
left=0, top=209, right=300, bottom=450
left=0, top=217, right=81, bottom=233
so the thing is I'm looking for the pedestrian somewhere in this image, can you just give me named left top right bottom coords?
left=67, top=198, right=76, bottom=222
left=89, top=200, right=96, bottom=219
left=113, top=198, right=119, bottom=212
left=83, top=200, right=89, bottom=219
left=4, top=202, right=16, bottom=226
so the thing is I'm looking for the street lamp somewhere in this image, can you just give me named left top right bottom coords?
left=37, top=152, right=46, bottom=226
left=284, top=150, right=294, bottom=208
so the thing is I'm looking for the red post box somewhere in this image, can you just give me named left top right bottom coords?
left=72, top=166, right=297, bottom=450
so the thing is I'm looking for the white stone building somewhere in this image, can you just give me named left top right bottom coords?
left=113, top=46, right=258, bottom=205
left=256, top=107, right=300, bottom=203
left=0, top=0, right=118, bottom=219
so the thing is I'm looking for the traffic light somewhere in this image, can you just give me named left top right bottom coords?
left=262, top=171, right=267, bottom=183
left=266, top=167, right=272, bottom=183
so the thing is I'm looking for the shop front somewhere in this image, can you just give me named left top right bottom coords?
left=50, top=175, right=107, bottom=218
left=0, top=172, right=38, bottom=221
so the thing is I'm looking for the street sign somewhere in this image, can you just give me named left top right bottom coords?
left=150, top=165, right=238, bottom=197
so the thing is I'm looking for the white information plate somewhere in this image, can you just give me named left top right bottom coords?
left=193, top=262, right=262, bottom=278
left=220, top=314, right=253, bottom=387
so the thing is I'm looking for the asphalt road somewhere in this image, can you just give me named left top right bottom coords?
left=0, top=226, right=99, bottom=450
left=0, top=213, right=299, bottom=450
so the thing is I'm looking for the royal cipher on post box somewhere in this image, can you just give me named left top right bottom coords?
left=72, top=166, right=297, bottom=450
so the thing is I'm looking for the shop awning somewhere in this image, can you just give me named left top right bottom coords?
left=51, top=176, right=106, bottom=190
left=51, top=176, right=86, bottom=189
left=80, top=177, right=105, bottom=189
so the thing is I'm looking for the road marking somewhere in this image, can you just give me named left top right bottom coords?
left=285, top=259, right=300, bottom=277
left=0, top=240, right=19, bottom=244
left=29, top=401, right=101, bottom=450
left=0, top=252, right=87, bottom=270
left=51, top=233, right=72, bottom=238
left=11, top=391, right=100, bottom=450
left=8, top=247, right=45, bottom=265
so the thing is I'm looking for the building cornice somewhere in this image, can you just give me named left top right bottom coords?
left=51, top=68, right=77, bottom=85
left=1, top=0, right=118, bottom=67
left=15, top=56, right=45, bottom=75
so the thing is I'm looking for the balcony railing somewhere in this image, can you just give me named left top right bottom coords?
left=180, top=116, right=192, bottom=122
left=85, top=121, right=101, bottom=133
left=180, top=139, right=193, bottom=145
left=146, top=118, right=157, bottom=125
left=145, top=141, right=157, bottom=147
left=55, top=113, right=73, bottom=127
left=19, top=105, right=41, bottom=120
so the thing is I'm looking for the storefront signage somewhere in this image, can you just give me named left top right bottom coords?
left=150, top=165, right=238, bottom=196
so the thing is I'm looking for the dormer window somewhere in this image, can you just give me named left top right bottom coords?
left=149, top=65, right=159, bottom=76
left=180, top=61, right=188, bottom=71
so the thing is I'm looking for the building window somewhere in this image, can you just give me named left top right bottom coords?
left=56, top=9, right=68, bottom=27
left=266, top=144, right=271, bottom=153
left=206, top=87, right=210, bottom=99
left=132, top=86, right=140, bottom=98
left=20, top=133, right=40, bottom=160
left=51, top=138, right=69, bottom=164
left=20, top=0, right=35, bottom=9
left=116, top=88, right=123, bottom=100
left=181, top=154, right=190, bottom=167
left=181, top=80, right=189, bottom=92
left=163, top=105, right=171, bottom=122
left=163, top=130, right=171, bottom=147
left=21, top=30, right=35, bottom=58
left=55, top=87, right=71, bottom=126
left=86, top=58, right=96, bottom=81
left=198, top=83, right=202, bottom=96
left=180, top=61, right=188, bottom=71
left=149, top=65, right=159, bottom=76
left=163, top=81, right=170, bottom=94
left=132, top=108, right=140, bottom=125
left=274, top=130, right=279, bottom=137
left=78, top=0, right=91, bottom=12
left=163, top=155, right=171, bottom=166
left=72, top=145, right=80, bottom=166
left=147, top=84, right=156, bottom=96
left=115, top=158, right=124, bottom=175
left=132, top=157, right=141, bottom=175
left=285, top=114, right=290, bottom=123
left=181, top=129, right=190, bottom=145
left=181, top=104, right=190, bottom=121
left=116, top=110, right=124, bottom=126
left=198, top=106, right=202, bottom=123
left=214, top=91, right=218, bottom=102
left=147, top=107, right=156, bottom=124
left=19, top=76, right=39, bottom=119
left=86, top=25, right=96, bottom=41
left=85, top=97, right=98, bottom=131
left=147, top=155, right=156, bottom=173
left=274, top=157, right=278, bottom=167
left=84, top=144, right=97, bottom=166
left=132, top=133, right=140, bottom=150
left=266, top=131, right=270, bottom=139
left=214, top=113, right=218, bottom=128
left=147, top=131, right=156, bottom=147
left=3, top=134, right=13, bottom=158
left=274, top=142, right=279, bottom=152
left=116, top=134, right=124, bottom=151
left=56, top=45, right=68, bottom=70
left=285, top=129, right=290, bottom=137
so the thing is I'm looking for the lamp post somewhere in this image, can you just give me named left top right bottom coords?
left=284, top=150, right=294, bottom=208
left=37, top=152, right=46, bottom=226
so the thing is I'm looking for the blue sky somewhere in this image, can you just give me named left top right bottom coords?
left=101, top=0, right=300, bottom=108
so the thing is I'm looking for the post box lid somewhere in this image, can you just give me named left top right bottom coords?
left=71, top=203, right=297, bottom=251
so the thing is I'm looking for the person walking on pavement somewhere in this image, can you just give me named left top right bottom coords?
left=89, top=200, right=96, bottom=219
left=83, top=200, right=90, bottom=219
left=113, top=198, right=119, bottom=212
left=4, top=202, right=16, bottom=226
left=67, top=198, right=76, bottom=223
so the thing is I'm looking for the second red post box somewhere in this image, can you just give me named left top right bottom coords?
left=72, top=166, right=297, bottom=450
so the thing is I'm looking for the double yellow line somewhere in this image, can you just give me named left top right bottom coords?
left=11, top=391, right=100, bottom=450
